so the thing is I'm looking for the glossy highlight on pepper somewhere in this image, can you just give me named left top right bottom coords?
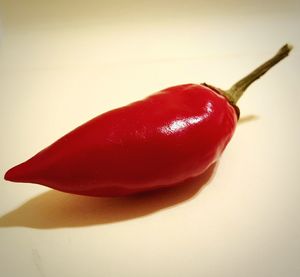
left=160, top=101, right=214, bottom=135
left=4, top=44, right=293, bottom=197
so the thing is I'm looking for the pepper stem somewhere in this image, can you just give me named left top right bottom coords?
left=223, top=44, right=293, bottom=104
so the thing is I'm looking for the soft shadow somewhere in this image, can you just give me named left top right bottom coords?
left=238, top=115, right=259, bottom=124
left=0, top=164, right=217, bottom=229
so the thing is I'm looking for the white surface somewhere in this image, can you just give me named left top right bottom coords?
left=0, top=1, right=300, bottom=277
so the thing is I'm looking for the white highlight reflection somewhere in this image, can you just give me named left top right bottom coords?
left=161, top=102, right=213, bottom=134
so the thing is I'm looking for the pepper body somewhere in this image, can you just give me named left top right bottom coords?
left=5, top=84, right=238, bottom=196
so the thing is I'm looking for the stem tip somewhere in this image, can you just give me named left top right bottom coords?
left=224, top=43, right=293, bottom=104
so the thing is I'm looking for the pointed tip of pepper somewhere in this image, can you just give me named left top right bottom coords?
left=5, top=164, right=22, bottom=182
left=4, top=162, right=33, bottom=183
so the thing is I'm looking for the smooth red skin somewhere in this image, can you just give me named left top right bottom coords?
left=5, top=84, right=238, bottom=196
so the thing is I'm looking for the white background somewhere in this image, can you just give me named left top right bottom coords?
left=0, top=1, right=299, bottom=276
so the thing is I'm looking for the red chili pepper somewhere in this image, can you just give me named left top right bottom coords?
left=4, top=44, right=292, bottom=196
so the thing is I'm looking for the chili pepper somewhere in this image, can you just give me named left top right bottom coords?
left=4, top=44, right=292, bottom=197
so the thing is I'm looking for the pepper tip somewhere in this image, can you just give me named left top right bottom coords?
left=4, top=167, right=14, bottom=182
left=4, top=163, right=29, bottom=183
